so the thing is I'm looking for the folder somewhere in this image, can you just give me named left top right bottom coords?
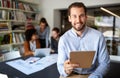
left=70, top=51, right=95, bottom=68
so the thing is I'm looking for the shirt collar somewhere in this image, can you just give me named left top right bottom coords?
left=71, top=26, right=88, bottom=38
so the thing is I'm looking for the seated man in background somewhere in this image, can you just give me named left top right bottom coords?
left=50, top=27, right=60, bottom=54
left=24, top=28, right=41, bottom=56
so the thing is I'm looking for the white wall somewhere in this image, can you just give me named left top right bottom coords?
left=39, top=0, right=120, bottom=30
left=24, top=0, right=39, bottom=4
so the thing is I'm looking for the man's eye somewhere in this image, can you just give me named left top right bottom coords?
left=71, top=15, right=76, bottom=18
left=80, top=14, right=85, bottom=17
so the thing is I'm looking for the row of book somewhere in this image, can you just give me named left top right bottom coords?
left=0, top=22, right=25, bottom=31
left=0, top=10, right=40, bottom=21
left=0, top=32, right=25, bottom=45
left=0, top=0, right=35, bottom=11
left=0, top=22, right=9, bottom=31
left=18, top=2, right=35, bottom=11
left=12, top=32, right=25, bottom=44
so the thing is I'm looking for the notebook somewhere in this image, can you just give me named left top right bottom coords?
left=34, top=48, right=51, bottom=57
left=70, top=51, right=95, bottom=68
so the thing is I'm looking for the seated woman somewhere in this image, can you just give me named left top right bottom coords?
left=24, top=28, right=41, bottom=56
left=50, top=27, right=60, bottom=54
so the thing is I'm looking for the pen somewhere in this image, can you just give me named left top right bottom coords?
left=29, top=59, right=40, bottom=64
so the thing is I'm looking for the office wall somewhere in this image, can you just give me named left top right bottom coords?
left=24, top=0, right=39, bottom=4
left=39, top=0, right=120, bottom=30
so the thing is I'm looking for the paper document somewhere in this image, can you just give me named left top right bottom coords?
left=6, top=54, right=58, bottom=75
left=0, top=73, right=8, bottom=78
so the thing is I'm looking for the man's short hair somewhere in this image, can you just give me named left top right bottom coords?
left=68, top=2, right=87, bottom=15
left=52, top=27, right=60, bottom=33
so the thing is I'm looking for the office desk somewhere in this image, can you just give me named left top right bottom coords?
left=0, top=57, right=120, bottom=78
left=0, top=57, right=60, bottom=78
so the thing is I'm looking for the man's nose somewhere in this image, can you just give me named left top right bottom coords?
left=76, top=16, right=82, bottom=22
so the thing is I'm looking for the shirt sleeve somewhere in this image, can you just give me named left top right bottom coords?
left=45, top=26, right=50, bottom=47
left=57, top=37, right=68, bottom=77
left=88, top=34, right=110, bottom=78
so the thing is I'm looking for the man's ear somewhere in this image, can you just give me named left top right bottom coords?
left=68, top=15, right=71, bottom=22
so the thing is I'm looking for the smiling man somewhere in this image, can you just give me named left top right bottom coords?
left=57, top=2, right=110, bottom=78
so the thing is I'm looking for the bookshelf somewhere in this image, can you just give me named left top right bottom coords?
left=0, top=0, right=40, bottom=54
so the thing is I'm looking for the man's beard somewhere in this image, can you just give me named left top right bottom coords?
left=73, top=24, right=86, bottom=31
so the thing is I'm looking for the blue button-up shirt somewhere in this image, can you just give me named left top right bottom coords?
left=57, top=26, right=110, bottom=78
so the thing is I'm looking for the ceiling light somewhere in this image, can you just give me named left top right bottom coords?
left=100, top=7, right=120, bottom=18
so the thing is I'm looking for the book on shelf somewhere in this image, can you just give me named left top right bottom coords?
left=0, top=0, right=37, bottom=11
left=15, top=11, right=27, bottom=21
left=8, top=11, right=27, bottom=21
left=0, top=22, right=8, bottom=27
left=18, top=33, right=24, bottom=43
left=0, top=10, right=8, bottom=20
left=12, top=0, right=15, bottom=9
left=0, top=35, right=3, bottom=45
left=6, top=0, right=11, bottom=8
left=1, top=0, right=12, bottom=8
left=0, top=27, right=8, bottom=31
left=12, top=32, right=25, bottom=44
left=0, top=34, right=11, bottom=44
left=15, top=0, right=19, bottom=9
left=18, top=2, right=25, bottom=10
left=9, top=11, right=14, bottom=20
left=12, top=32, right=16, bottom=43
left=9, top=33, right=12, bottom=43
left=0, top=22, right=9, bottom=31
left=23, top=4, right=31, bottom=11
left=35, top=13, right=41, bottom=21
left=15, top=33, right=20, bottom=43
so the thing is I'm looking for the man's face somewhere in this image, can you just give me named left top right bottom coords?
left=68, top=7, right=87, bottom=31
left=52, top=31, right=59, bottom=39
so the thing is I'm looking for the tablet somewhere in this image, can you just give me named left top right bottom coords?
left=70, top=51, right=95, bottom=68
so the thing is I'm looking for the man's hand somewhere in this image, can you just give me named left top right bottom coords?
left=64, top=60, right=79, bottom=75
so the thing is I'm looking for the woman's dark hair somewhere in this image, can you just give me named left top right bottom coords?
left=68, top=2, right=87, bottom=15
left=52, top=27, right=60, bottom=33
left=25, top=29, right=36, bottom=41
left=39, top=17, right=49, bottom=26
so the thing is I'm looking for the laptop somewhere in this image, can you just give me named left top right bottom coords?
left=34, top=48, right=51, bottom=57
left=70, top=51, right=95, bottom=68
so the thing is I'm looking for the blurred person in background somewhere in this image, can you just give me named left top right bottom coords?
left=35, top=17, right=50, bottom=48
